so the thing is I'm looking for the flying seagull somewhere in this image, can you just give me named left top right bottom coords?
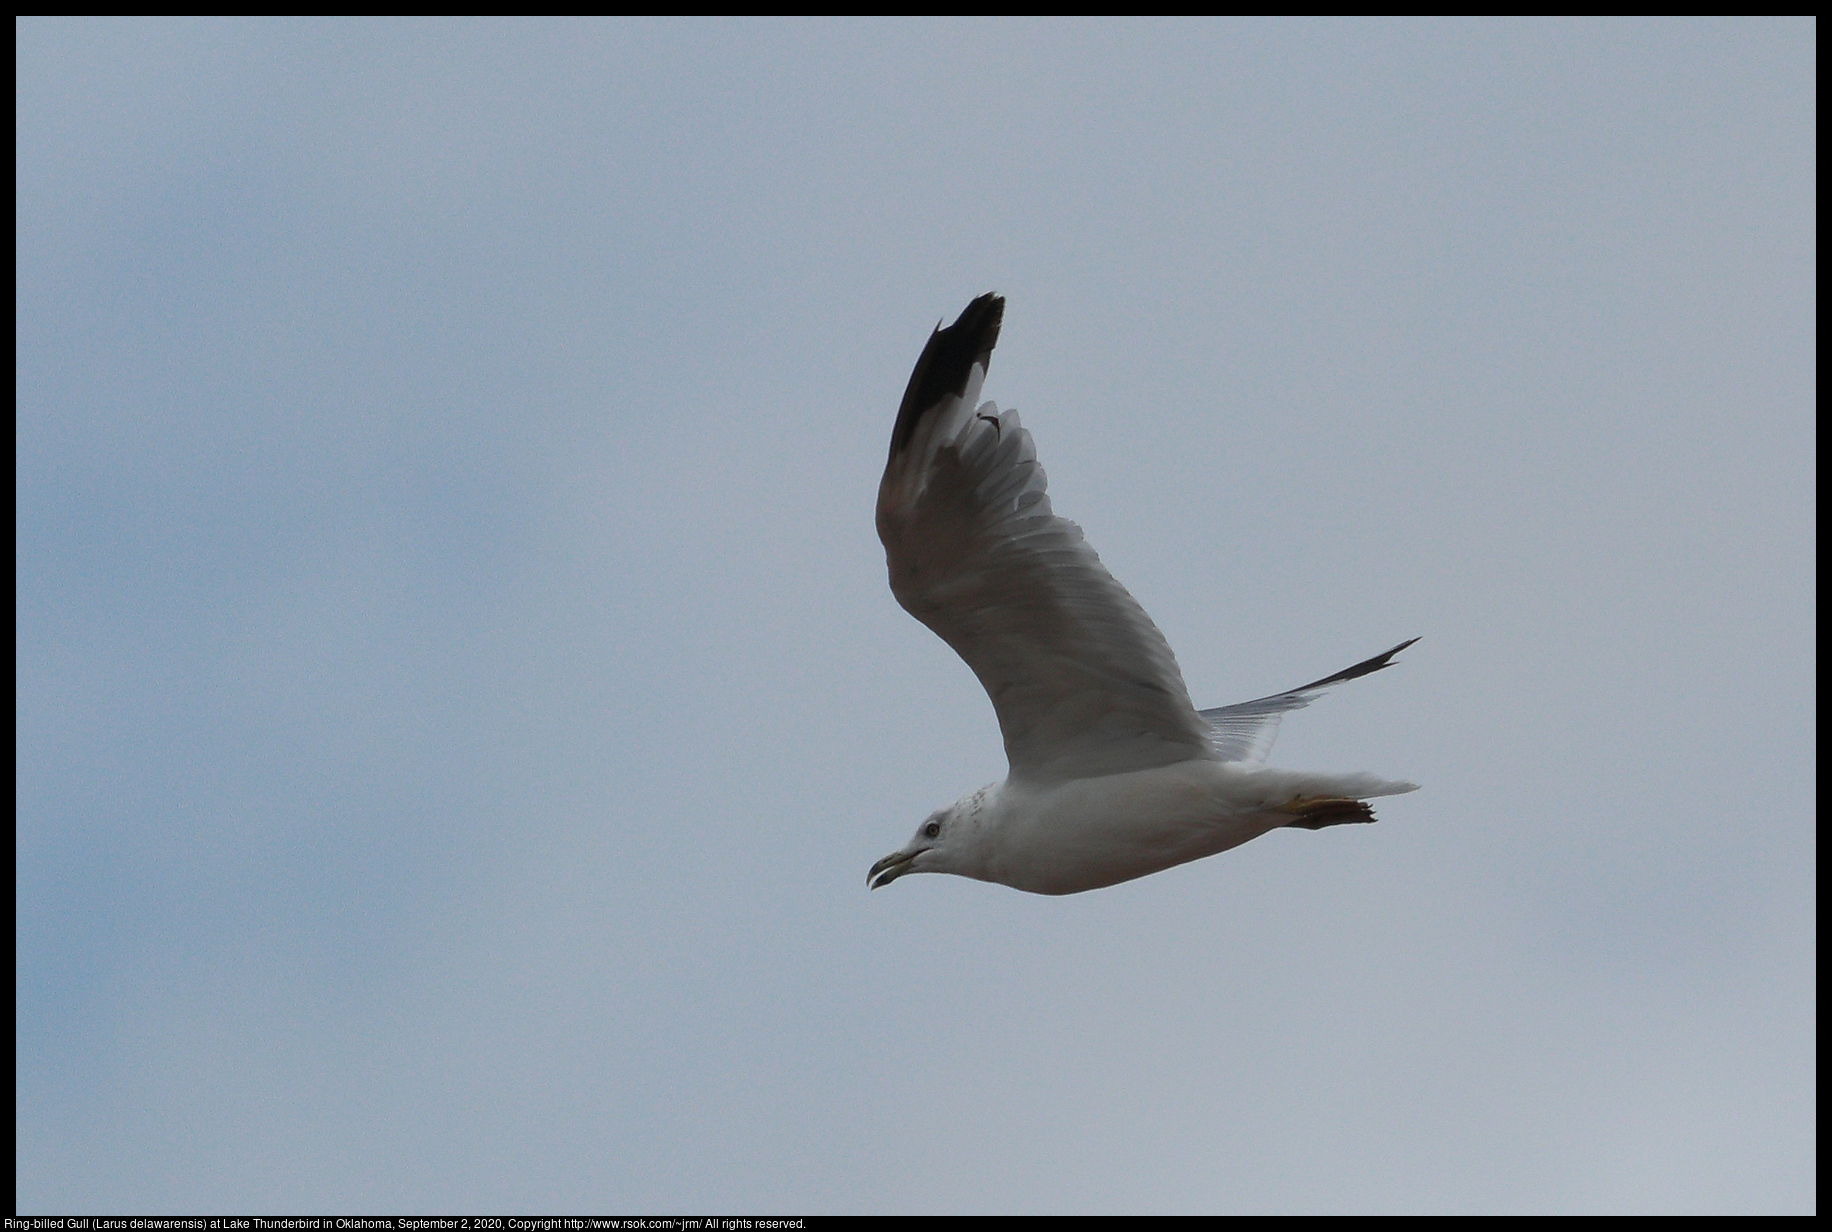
left=869, top=294, right=1418, bottom=895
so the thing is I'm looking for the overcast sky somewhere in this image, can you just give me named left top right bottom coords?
left=17, top=17, right=1814, bottom=1215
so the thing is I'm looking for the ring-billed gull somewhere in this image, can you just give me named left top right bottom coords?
left=868, top=294, right=1419, bottom=895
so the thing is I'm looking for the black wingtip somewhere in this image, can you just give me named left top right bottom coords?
left=1290, top=637, right=1420, bottom=695
left=887, top=294, right=1005, bottom=459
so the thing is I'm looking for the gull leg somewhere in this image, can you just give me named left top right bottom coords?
left=1276, top=797, right=1377, bottom=830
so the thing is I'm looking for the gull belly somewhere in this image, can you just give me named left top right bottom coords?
left=979, top=762, right=1291, bottom=895
left=985, top=759, right=1418, bottom=896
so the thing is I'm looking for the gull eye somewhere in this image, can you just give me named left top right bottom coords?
left=924, top=821, right=942, bottom=839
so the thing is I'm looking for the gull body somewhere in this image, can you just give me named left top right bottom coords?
left=868, top=295, right=1418, bottom=896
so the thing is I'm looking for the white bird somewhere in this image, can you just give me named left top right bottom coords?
left=869, top=294, right=1419, bottom=895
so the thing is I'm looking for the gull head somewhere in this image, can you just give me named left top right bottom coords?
left=868, top=785, right=998, bottom=890
left=867, top=808, right=952, bottom=890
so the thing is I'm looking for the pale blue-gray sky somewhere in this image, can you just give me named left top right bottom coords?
left=17, top=17, right=1815, bottom=1214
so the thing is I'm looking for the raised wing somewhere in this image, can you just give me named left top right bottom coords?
left=877, top=294, right=1215, bottom=783
left=1199, top=638, right=1419, bottom=763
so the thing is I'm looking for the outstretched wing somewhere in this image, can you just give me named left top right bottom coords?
left=877, top=294, right=1215, bottom=784
left=1199, top=638, right=1419, bottom=763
